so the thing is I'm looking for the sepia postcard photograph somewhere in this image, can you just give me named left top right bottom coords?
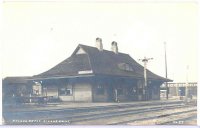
left=1, top=0, right=199, bottom=127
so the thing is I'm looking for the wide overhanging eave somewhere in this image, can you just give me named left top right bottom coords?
left=29, top=74, right=95, bottom=80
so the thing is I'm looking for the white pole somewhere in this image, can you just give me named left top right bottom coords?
left=115, top=89, right=118, bottom=102
left=29, top=93, right=32, bottom=103
left=164, top=42, right=169, bottom=99
left=139, top=57, right=153, bottom=100
left=144, top=58, right=147, bottom=88
left=185, top=65, right=189, bottom=102
left=144, top=58, right=147, bottom=100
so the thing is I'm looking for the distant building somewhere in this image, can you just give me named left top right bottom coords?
left=3, top=38, right=172, bottom=102
left=168, top=82, right=197, bottom=98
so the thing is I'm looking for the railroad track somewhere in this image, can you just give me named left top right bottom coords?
left=3, top=100, right=183, bottom=119
left=4, top=102, right=183, bottom=120
left=159, top=114, right=197, bottom=125
left=3, top=100, right=183, bottom=113
left=69, top=105, right=185, bottom=123
left=3, top=101, right=196, bottom=125
left=70, top=105, right=196, bottom=125
left=111, top=107, right=196, bottom=125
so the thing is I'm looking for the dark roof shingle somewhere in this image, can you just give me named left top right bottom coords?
left=36, top=53, right=92, bottom=77
left=34, top=44, right=172, bottom=82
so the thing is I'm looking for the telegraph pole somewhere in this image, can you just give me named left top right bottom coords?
left=185, top=65, right=189, bottom=102
left=139, top=57, right=153, bottom=100
left=164, top=42, right=168, bottom=99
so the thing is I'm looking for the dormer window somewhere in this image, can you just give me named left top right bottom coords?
left=118, top=63, right=134, bottom=72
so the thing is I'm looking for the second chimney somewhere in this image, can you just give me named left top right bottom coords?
left=111, top=41, right=118, bottom=54
left=96, top=37, right=103, bottom=51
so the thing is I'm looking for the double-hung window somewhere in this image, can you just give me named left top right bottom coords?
left=59, top=84, right=73, bottom=96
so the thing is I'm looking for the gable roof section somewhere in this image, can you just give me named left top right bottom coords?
left=34, top=44, right=172, bottom=82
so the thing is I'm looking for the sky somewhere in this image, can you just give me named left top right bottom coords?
left=1, top=0, right=199, bottom=82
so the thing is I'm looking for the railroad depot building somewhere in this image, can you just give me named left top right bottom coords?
left=3, top=38, right=172, bottom=102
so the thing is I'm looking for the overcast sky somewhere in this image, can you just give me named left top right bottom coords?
left=1, top=0, right=198, bottom=82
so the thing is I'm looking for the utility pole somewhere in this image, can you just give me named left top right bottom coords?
left=185, top=65, right=189, bottom=102
left=164, top=42, right=168, bottom=99
left=139, top=57, right=153, bottom=100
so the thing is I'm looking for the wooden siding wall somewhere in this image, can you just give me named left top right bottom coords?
left=92, top=86, right=110, bottom=102
left=42, top=80, right=93, bottom=102
left=59, top=95, right=74, bottom=101
left=74, top=83, right=92, bottom=102
left=39, top=78, right=163, bottom=102
left=46, top=86, right=58, bottom=98
left=118, top=86, right=140, bottom=101
left=137, top=80, right=143, bottom=101
left=150, top=83, right=161, bottom=100
left=92, top=78, right=139, bottom=102
left=117, top=88, right=129, bottom=101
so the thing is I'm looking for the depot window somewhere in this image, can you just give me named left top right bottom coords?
left=59, top=85, right=73, bottom=96
left=118, top=63, right=134, bottom=72
left=96, top=85, right=104, bottom=95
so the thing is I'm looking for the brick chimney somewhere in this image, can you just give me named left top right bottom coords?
left=111, top=41, right=118, bottom=54
left=96, top=37, right=103, bottom=51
